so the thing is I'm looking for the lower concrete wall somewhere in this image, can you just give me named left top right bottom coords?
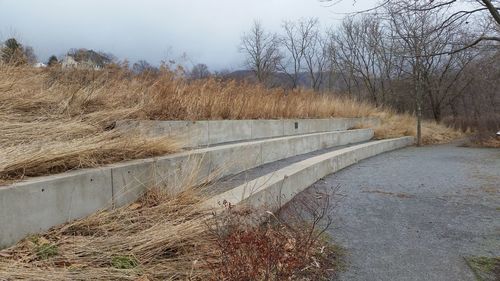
left=110, top=129, right=373, bottom=208
left=0, top=169, right=112, bottom=249
left=0, top=129, right=374, bottom=249
left=205, top=137, right=414, bottom=211
left=116, top=117, right=380, bottom=148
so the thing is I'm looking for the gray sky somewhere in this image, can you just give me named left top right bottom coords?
left=0, top=0, right=376, bottom=70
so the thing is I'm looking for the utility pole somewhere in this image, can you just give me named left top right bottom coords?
left=414, top=0, right=423, bottom=147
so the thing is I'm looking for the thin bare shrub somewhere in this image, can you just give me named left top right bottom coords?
left=205, top=187, right=343, bottom=281
left=443, top=114, right=500, bottom=148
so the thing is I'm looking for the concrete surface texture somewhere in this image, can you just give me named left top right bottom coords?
left=115, top=117, right=380, bottom=147
left=204, top=142, right=372, bottom=197
left=283, top=144, right=500, bottom=281
left=0, top=128, right=375, bottom=249
left=110, top=128, right=375, bottom=207
left=205, top=137, right=414, bottom=210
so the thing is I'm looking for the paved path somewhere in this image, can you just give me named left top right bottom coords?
left=284, top=144, right=500, bottom=281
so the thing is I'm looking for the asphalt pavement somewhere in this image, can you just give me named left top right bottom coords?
left=283, top=143, right=500, bottom=281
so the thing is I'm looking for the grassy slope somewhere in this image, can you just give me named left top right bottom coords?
left=0, top=65, right=462, bottom=183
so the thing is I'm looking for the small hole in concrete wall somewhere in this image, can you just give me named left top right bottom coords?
left=41, top=188, right=45, bottom=192
left=295, top=122, right=299, bottom=129
left=127, top=171, right=131, bottom=174
left=90, top=178, right=94, bottom=182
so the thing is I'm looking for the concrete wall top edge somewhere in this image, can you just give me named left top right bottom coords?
left=5, top=166, right=112, bottom=189
left=117, top=117, right=378, bottom=123
left=156, top=129, right=374, bottom=161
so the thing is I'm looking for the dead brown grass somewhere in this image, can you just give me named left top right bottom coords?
left=0, top=66, right=181, bottom=184
left=0, top=185, right=341, bottom=281
left=443, top=114, right=499, bottom=148
left=478, top=137, right=500, bottom=148
left=0, top=187, right=214, bottom=280
left=370, top=111, right=464, bottom=145
left=462, top=137, right=500, bottom=148
left=0, top=65, right=462, bottom=183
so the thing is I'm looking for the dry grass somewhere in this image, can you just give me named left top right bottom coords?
left=370, top=111, right=464, bottom=145
left=443, top=114, right=499, bottom=148
left=0, top=187, right=214, bottom=280
left=477, top=137, right=500, bottom=148
left=0, top=64, right=462, bottom=183
left=462, top=136, right=500, bottom=148
left=0, top=185, right=341, bottom=281
left=0, top=66, right=181, bottom=184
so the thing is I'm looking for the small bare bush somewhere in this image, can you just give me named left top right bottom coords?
left=443, top=114, right=500, bottom=148
left=205, top=188, right=343, bottom=281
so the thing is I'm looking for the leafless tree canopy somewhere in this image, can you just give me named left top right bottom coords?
left=324, top=0, right=500, bottom=53
left=238, top=1, right=498, bottom=139
left=240, top=21, right=281, bottom=84
left=278, top=18, right=318, bottom=89
left=190, top=63, right=211, bottom=80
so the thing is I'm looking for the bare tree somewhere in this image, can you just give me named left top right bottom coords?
left=132, top=60, right=158, bottom=74
left=240, top=21, right=281, bottom=84
left=303, top=26, right=328, bottom=91
left=190, top=63, right=211, bottom=79
left=328, top=16, right=403, bottom=105
left=413, top=0, right=500, bottom=51
left=326, top=28, right=362, bottom=97
left=387, top=0, right=443, bottom=145
left=278, top=18, right=318, bottom=88
left=419, top=32, right=479, bottom=122
left=323, top=0, right=500, bottom=53
left=316, top=0, right=498, bottom=139
left=383, top=0, right=482, bottom=141
left=23, top=46, right=37, bottom=64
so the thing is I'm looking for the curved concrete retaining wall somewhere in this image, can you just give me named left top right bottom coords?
left=0, top=128, right=374, bottom=249
left=205, top=137, right=415, bottom=211
left=116, top=117, right=380, bottom=148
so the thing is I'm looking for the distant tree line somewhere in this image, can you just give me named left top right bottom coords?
left=0, top=38, right=37, bottom=66
left=0, top=37, right=213, bottom=81
left=239, top=0, right=499, bottom=136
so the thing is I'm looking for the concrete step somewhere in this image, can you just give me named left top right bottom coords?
left=202, top=141, right=369, bottom=197
left=205, top=137, right=414, bottom=211
left=116, top=117, right=381, bottom=148
left=0, top=128, right=375, bottom=249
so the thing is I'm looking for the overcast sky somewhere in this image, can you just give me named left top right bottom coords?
left=0, top=0, right=377, bottom=70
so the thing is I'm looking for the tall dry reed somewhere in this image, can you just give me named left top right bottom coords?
left=0, top=65, right=462, bottom=183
